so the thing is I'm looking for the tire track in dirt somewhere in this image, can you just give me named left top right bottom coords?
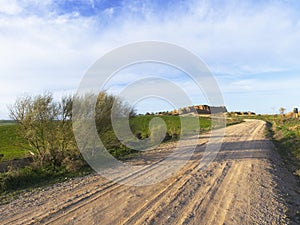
left=113, top=120, right=267, bottom=225
left=0, top=120, right=295, bottom=225
left=1, top=138, right=208, bottom=225
left=135, top=126, right=250, bottom=225
left=40, top=142, right=208, bottom=225
left=121, top=160, right=228, bottom=225
left=45, top=142, right=209, bottom=225
left=176, top=123, right=257, bottom=225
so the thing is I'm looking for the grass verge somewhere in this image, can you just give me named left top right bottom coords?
left=240, top=114, right=300, bottom=178
left=0, top=165, right=92, bottom=205
left=265, top=116, right=300, bottom=177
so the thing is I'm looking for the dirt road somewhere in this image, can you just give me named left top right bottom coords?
left=1, top=120, right=299, bottom=225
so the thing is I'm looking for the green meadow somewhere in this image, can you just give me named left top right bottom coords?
left=0, top=122, right=28, bottom=161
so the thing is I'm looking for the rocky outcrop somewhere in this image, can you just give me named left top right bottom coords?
left=156, top=105, right=227, bottom=115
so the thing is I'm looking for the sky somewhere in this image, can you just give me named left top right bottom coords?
left=1, top=0, right=300, bottom=118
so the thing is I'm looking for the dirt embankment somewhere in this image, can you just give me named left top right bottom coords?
left=0, top=120, right=299, bottom=225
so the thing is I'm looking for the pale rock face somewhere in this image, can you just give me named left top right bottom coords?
left=164, top=105, right=228, bottom=115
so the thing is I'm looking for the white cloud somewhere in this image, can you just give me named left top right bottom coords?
left=103, top=7, right=114, bottom=17
left=0, top=0, right=22, bottom=15
left=93, top=0, right=300, bottom=74
left=0, top=0, right=300, bottom=117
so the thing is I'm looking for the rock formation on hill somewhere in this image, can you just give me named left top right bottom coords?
left=155, top=105, right=227, bottom=116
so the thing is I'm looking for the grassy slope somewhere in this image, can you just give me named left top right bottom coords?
left=268, top=116, right=300, bottom=175
left=240, top=115, right=300, bottom=176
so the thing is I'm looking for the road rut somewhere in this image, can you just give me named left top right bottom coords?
left=1, top=120, right=299, bottom=225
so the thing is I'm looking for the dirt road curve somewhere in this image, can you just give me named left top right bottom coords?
left=1, top=120, right=300, bottom=225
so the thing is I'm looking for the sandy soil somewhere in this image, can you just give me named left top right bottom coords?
left=0, top=119, right=299, bottom=225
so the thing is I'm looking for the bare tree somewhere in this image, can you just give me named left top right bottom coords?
left=9, top=93, right=77, bottom=167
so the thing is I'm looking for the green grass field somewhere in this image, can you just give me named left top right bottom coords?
left=0, top=124, right=28, bottom=161
left=0, top=115, right=241, bottom=162
left=129, top=115, right=212, bottom=140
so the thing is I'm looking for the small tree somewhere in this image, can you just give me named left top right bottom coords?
left=71, top=91, right=136, bottom=159
left=279, top=107, right=286, bottom=116
left=9, top=93, right=77, bottom=168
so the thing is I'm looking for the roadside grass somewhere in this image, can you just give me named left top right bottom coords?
left=267, top=117, right=300, bottom=177
left=237, top=114, right=300, bottom=178
left=226, top=116, right=244, bottom=126
left=0, top=165, right=92, bottom=205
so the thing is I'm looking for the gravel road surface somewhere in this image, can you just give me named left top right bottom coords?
left=1, top=120, right=299, bottom=225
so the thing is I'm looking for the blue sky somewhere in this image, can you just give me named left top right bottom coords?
left=0, top=0, right=300, bottom=118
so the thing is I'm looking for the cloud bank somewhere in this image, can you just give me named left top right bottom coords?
left=0, top=0, right=300, bottom=118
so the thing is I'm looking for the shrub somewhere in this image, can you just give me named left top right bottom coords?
left=9, top=93, right=76, bottom=168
